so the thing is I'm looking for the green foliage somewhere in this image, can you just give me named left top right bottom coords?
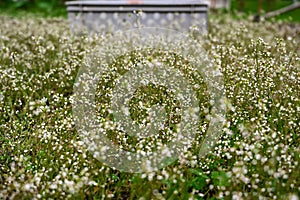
left=0, top=0, right=67, bottom=17
left=189, top=169, right=210, bottom=190
left=230, top=0, right=300, bottom=22
left=211, top=171, right=230, bottom=187
left=0, top=14, right=299, bottom=199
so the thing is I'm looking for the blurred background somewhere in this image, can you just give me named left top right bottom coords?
left=0, top=0, right=299, bottom=22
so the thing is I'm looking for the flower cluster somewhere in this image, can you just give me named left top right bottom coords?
left=0, top=14, right=299, bottom=199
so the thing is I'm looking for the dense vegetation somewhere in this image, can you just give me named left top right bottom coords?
left=0, top=13, right=299, bottom=200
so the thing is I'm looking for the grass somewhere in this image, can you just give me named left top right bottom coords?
left=0, top=0, right=67, bottom=18
left=227, top=0, right=300, bottom=22
left=231, top=0, right=297, bottom=12
left=0, top=13, right=299, bottom=199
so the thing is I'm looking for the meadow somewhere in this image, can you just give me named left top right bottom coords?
left=0, top=14, right=299, bottom=199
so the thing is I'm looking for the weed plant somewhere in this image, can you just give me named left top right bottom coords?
left=0, top=15, right=299, bottom=199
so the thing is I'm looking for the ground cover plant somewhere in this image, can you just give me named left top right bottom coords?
left=230, top=0, right=300, bottom=22
left=0, top=14, right=299, bottom=199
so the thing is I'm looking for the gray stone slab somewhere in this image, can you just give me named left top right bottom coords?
left=66, top=0, right=209, bottom=34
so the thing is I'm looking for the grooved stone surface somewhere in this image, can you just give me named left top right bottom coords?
left=66, top=0, right=209, bottom=33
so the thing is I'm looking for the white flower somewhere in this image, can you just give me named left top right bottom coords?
left=289, top=194, right=299, bottom=200
left=23, top=183, right=32, bottom=191
left=0, top=93, right=3, bottom=102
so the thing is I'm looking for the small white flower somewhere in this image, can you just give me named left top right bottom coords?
left=29, top=101, right=36, bottom=106
left=289, top=194, right=299, bottom=200
left=0, top=93, right=3, bottom=102
left=23, top=183, right=31, bottom=191
left=49, top=183, right=57, bottom=190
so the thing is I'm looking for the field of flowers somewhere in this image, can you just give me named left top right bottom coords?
left=0, top=14, right=299, bottom=199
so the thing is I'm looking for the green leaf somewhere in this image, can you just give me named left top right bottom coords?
left=188, top=168, right=209, bottom=178
left=191, top=176, right=208, bottom=190
left=188, top=169, right=210, bottom=190
left=11, top=0, right=28, bottom=9
left=112, top=174, right=118, bottom=181
left=211, top=171, right=230, bottom=187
